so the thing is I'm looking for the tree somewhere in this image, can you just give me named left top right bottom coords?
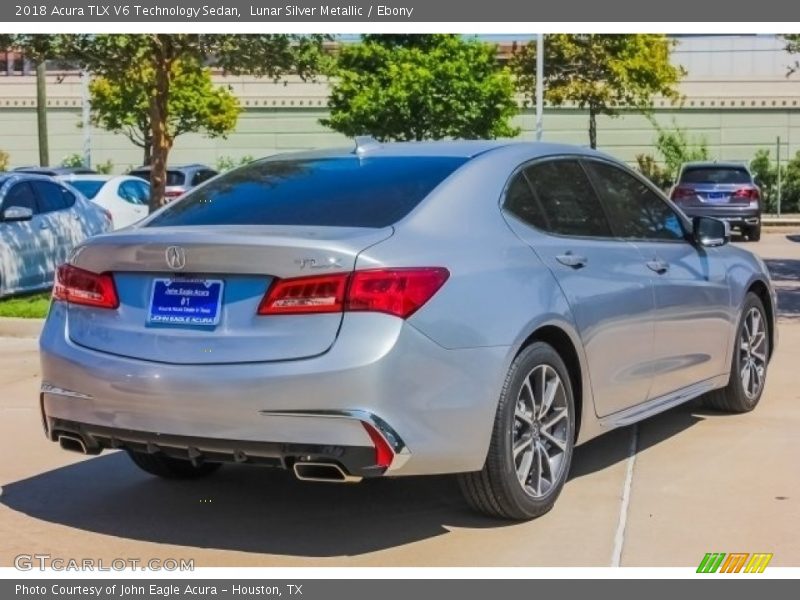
left=512, top=34, right=685, bottom=148
left=60, top=34, right=327, bottom=212
left=785, top=34, right=800, bottom=75
left=322, top=35, right=520, bottom=141
left=636, top=119, right=709, bottom=189
left=4, top=35, right=63, bottom=166
left=90, top=59, right=240, bottom=166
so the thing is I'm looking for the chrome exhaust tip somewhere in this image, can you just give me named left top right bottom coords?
left=58, top=434, right=88, bottom=454
left=292, top=461, right=362, bottom=483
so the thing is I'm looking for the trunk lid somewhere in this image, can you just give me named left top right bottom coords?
left=66, top=225, right=393, bottom=364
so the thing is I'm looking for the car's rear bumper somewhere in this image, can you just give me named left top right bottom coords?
left=679, top=206, right=761, bottom=227
left=39, top=301, right=509, bottom=477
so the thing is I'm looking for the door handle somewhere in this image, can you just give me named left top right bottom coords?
left=646, top=259, right=669, bottom=274
left=556, top=253, right=588, bottom=269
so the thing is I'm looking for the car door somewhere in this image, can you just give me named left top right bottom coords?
left=30, top=180, right=83, bottom=281
left=0, top=181, right=48, bottom=291
left=503, top=158, right=656, bottom=417
left=117, top=179, right=149, bottom=226
left=583, top=159, right=731, bottom=400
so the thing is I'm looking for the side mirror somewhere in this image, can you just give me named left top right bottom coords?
left=2, top=206, right=33, bottom=222
left=693, top=216, right=730, bottom=248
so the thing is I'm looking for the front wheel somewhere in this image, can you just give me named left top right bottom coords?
left=703, top=292, right=769, bottom=412
left=458, top=342, right=576, bottom=520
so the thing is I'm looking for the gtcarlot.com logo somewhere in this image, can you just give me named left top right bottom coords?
left=697, top=552, right=773, bottom=573
left=14, top=554, right=195, bottom=571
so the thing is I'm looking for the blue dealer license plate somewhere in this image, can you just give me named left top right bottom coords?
left=148, top=279, right=224, bottom=326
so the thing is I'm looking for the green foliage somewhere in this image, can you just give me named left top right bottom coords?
left=785, top=34, right=800, bottom=76
left=59, top=34, right=329, bottom=211
left=60, top=153, right=85, bottom=168
left=322, top=35, right=520, bottom=141
left=95, top=159, right=114, bottom=174
left=782, top=151, right=800, bottom=213
left=753, top=147, right=800, bottom=213
left=0, top=292, right=51, bottom=319
left=512, top=34, right=685, bottom=148
left=634, top=154, right=672, bottom=191
left=215, top=155, right=255, bottom=172
left=652, top=120, right=710, bottom=180
left=89, top=59, right=240, bottom=165
left=0, top=149, right=9, bottom=171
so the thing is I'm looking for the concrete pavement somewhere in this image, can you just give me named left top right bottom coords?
left=0, top=233, right=798, bottom=567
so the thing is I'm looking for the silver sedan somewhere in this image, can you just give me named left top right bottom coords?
left=38, top=141, right=777, bottom=519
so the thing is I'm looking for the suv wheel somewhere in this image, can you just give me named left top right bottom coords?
left=458, top=342, right=575, bottom=520
left=746, top=225, right=761, bottom=242
left=127, top=450, right=222, bottom=479
left=703, top=292, right=769, bottom=412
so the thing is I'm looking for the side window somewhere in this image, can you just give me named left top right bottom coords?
left=3, top=182, right=38, bottom=213
left=32, top=181, right=74, bottom=213
left=503, top=171, right=547, bottom=230
left=584, top=161, right=686, bottom=241
left=134, top=180, right=151, bottom=203
left=192, top=169, right=216, bottom=186
left=119, top=181, right=147, bottom=205
left=523, top=160, right=613, bottom=237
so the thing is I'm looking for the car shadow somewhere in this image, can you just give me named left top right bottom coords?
left=1, top=402, right=708, bottom=558
left=762, top=256, right=800, bottom=320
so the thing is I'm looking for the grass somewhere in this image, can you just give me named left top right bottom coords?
left=0, top=291, right=52, bottom=319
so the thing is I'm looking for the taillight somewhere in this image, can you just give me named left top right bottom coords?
left=53, top=264, right=119, bottom=309
left=347, top=268, right=450, bottom=318
left=258, top=267, right=449, bottom=319
left=258, top=273, right=348, bottom=315
left=733, top=187, right=760, bottom=201
left=671, top=185, right=695, bottom=202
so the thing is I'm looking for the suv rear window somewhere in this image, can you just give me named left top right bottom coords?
left=680, top=166, right=751, bottom=184
left=130, top=170, right=186, bottom=186
left=146, top=156, right=467, bottom=229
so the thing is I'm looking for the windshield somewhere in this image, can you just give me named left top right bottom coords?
left=146, top=156, right=467, bottom=229
left=680, top=166, right=751, bottom=184
left=67, top=180, right=105, bottom=199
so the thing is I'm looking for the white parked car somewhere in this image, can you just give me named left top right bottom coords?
left=58, top=175, right=150, bottom=229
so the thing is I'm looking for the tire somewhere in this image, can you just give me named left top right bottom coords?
left=703, top=292, right=769, bottom=413
left=458, top=342, right=576, bottom=520
left=747, top=225, right=761, bottom=242
left=127, top=450, right=222, bottom=479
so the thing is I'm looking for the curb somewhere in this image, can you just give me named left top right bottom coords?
left=0, top=317, right=44, bottom=339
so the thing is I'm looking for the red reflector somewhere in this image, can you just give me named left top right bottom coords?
left=53, top=264, right=119, bottom=309
left=362, top=422, right=394, bottom=469
left=258, top=273, right=348, bottom=315
left=347, top=268, right=450, bottom=319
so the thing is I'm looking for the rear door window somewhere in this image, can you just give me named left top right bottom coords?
left=523, top=160, right=613, bottom=237
left=680, top=166, right=750, bottom=184
left=146, top=156, right=467, bottom=229
left=503, top=171, right=547, bottom=230
left=191, top=169, right=217, bottom=186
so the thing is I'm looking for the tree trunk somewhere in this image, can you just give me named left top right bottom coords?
left=142, top=138, right=152, bottom=167
left=588, top=108, right=597, bottom=150
left=35, top=60, right=49, bottom=167
left=148, top=52, right=173, bottom=213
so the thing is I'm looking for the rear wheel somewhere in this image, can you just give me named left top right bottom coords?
left=746, top=224, right=761, bottom=242
left=703, top=292, right=769, bottom=412
left=127, top=450, right=222, bottom=479
left=458, top=342, right=575, bottom=520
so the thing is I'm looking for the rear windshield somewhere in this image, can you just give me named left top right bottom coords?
left=680, top=166, right=751, bottom=184
left=68, top=180, right=105, bottom=199
left=130, top=170, right=186, bottom=187
left=146, top=156, right=467, bottom=229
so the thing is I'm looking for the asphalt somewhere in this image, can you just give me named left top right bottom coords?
left=0, top=233, right=798, bottom=567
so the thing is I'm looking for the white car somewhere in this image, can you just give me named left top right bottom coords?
left=58, top=175, right=149, bottom=229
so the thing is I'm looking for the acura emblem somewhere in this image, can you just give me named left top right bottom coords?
left=165, top=246, right=187, bottom=271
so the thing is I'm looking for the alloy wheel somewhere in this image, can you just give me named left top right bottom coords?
left=512, top=364, right=570, bottom=498
left=739, top=307, right=768, bottom=400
